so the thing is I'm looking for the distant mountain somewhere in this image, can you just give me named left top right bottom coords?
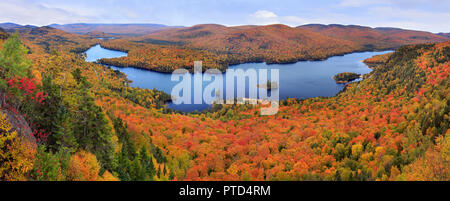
left=0, top=22, right=37, bottom=30
left=437, top=33, right=450, bottom=38
left=0, top=22, right=23, bottom=29
left=143, top=24, right=354, bottom=49
left=144, top=23, right=448, bottom=54
left=298, top=24, right=448, bottom=50
left=126, top=24, right=359, bottom=64
left=119, top=23, right=450, bottom=69
left=49, top=23, right=181, bottom=36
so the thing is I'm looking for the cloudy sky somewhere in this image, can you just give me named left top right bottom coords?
left=0, top=0, right=449, bottom=32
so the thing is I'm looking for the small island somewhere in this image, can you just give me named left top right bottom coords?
left=257, top=80, right=279, bottom=90
left=333, top=72, right=361, bottom=84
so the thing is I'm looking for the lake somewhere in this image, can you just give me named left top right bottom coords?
left=85, top=44, right=392, bottom=112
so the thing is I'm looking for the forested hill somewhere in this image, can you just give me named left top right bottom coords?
left=0, top=32, right=170, bottom=181
left=98, top=41, right=450, bottom=181
left=3, top=26, right=99, bottom=53
left=298, top=24, right=448, bottom=50
left=97, top=23, right=448, bottom=73
left=142, top=24, right=449, bottom=51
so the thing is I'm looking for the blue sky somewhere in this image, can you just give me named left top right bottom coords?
left=0, top=0, right=449, bottom=32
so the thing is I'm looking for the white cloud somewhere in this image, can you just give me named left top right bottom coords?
left=0, top=0, right=91, bottom=26
left=281, top=16, right=308, bottom=26
left=248, top=10, right=280, bottom=25
left=252, top=10, right=277, bottom=19
left=247, top=10, right=312, bottom=27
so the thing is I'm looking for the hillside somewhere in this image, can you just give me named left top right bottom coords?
left=0, top=32, right=170, bottom=181
left=142, top=24, right=357, bottom=61
left=98, top=24, right=449, bottom=73
left=298, top=24, right=448, bottom=50
left=5, top=26, right=99, bottom=53
left=98, top=24, right=359, bottom=72
left=98, top=41, right=449, bottom=181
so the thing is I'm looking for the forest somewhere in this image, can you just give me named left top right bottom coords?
left=0, top=25, right=448, bottom=181
left=97, top=24, right=448, bottom=73
left=333, top=72, right=361, bottom=84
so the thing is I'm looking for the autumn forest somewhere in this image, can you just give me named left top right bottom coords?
left=0, top=15, right=449, bottom=182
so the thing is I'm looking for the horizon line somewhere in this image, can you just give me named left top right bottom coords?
left=0, top=21, right=448, bottom=34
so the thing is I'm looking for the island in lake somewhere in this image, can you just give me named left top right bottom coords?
left=257, top=81, right=279, bottom=90
left=333, top=72, right=361, bottom=83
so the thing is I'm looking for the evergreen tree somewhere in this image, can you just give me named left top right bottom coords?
left=52, top=106, right=78, bottom=151
left=140, top=145, right=156, bottom=180
left=72, top=69, right=115, bottom=171
left=163, top=163, right=167, bottom=176
left=169, top=170, right=175, bottom=180
left=149, top=141, right=167, bottom=164
left=32, top=75, right=77, bottom=151
left=131, top=157, right=144, bottom=181
left=32, top=146, right=66, bottom=181
left=157, top=166, right=161, bottom=178
left=0, top=33, right=30, bottom=87
left=116, top=145, right=132, bottom=181
left=113, top=117, right=136, bottom=160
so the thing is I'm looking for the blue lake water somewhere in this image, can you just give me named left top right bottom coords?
left=85, top=44, right=392, bottom=112
left=85, top=44, right=128, bottom=62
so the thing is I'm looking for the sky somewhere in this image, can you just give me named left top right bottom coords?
left=0, top=0, right=449, bottom=33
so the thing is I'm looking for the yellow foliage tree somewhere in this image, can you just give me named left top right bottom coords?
left=401, top=133, right=450, bottom=181
left=99, top=171, right=119, bottom=181
left=0, top=112, right=36, bottom=181
left=67, top=151, right=101, bottom=181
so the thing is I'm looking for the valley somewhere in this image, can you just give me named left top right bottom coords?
left=0, top=22, right=448, bottom=182
left=85, top=44, right=391, bottom=112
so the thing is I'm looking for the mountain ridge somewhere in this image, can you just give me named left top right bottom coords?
left=95, top=23, right=448, bottom=73
left=48, top=23, right=183, bottom=36
left=298, top=24, right=448, bottom=50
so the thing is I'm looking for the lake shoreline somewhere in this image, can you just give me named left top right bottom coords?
left=93, top=44, right=394, bottom=74
left=84, top=44, right=393, bottom=112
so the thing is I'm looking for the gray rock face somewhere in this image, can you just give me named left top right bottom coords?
left=0, top=104, right=36, bottom=150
